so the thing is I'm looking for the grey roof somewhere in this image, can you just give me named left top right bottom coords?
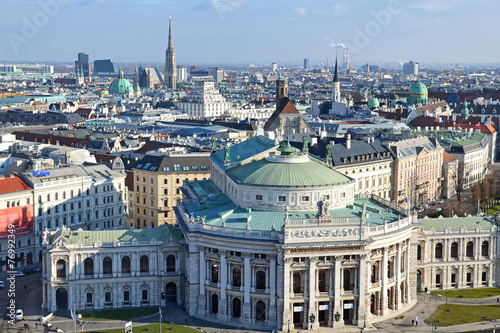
left=21, top=164, right=124, bottom=186
left=131, top=154, right=211, bottom=173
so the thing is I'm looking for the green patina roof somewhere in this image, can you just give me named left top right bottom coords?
left=109, top=71, right=134, bottom=95
left=420, top=216, right=496, bottom=231
left=409, top=80, right=428, bottom=96
left=228, top=158, right=351, bottom=187
left=61, top=227, right=183, bottom=244
left=212, top=136, right=276, bottom=168
left=450, top=132, right=485, bottom=147
left=183, top=181, right=401, bottom=231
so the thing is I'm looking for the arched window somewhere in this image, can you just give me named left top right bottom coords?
left=318, top=270, right=327, bottom=292
left=450, top=242, right=458, bottom=258
left=140, top=255, right=149, bottom=273
left=466, top=241, right=474, bottom=257
left=256, top=300, right=266, bottom=321
left=232, top=267, right=241, bottom=287
left=293, top=272, right=302, bottom=294
left=166, top=255, right=175, bottom=272
left=211, top=264, right=219, bottom=284
left=435, top=243, right=443, bottom=259
left=84, top=258, right=94, bottom=276
left=417, top=244, right=422, bottom=260
left=38, top=195, right=42, bottom=204
left=56, top=259, right=66, bottom=278
left=55, top=193, right=59, bottom=200
left=482, top=269, right=488, bottom=285
left=70, top=190, right=74, bottom=198
left=47, top=194, right=51, bottom=202
left=256, top=270, right=266, bottom=290
left=435, top=270, right=442, bottom=288
left=211, top=294, right=219, bottom=314
left=451, top=269, right=457, bottom=286
left=232, top=298, right=241, bottom=318
left=481, top=241, right=489, bottom=256
left=103, top=257, right=112, bottom=275
left=63, top=191, right=66, bottom=199
left=121, top=256, right=131, bottom=274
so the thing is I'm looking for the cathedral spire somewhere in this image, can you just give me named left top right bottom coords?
left=333, top=57, right=339, bottom=83
left=168, top=16, right=173, bottom=48
left=164, top=16, right=177, bottom=90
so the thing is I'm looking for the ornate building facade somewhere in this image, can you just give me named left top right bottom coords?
left=41, top=137, right=500, bottom=331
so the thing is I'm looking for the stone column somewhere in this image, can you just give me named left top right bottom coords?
left=198, top=246, right=206, bottom=315
left=358, top=255, right=367, bottom=328
left=68, top=254, right=73, bottom=280
left=243, top=253, right=252, bottom=322
left=112, top=253, right=118, bottom=278
left=333, top=256, right=343, bottom=328
left=283, top=258, right=291, bottom=330
left=381, top=247, right=388, bottom=315
left=309, top=257, right=317, bottom=329
left=93, top=254, right=98, bottom=279
left=396, top=244, right=402, bottom=309
left=269, top=255, right=277, bottom=323
left=218, top=250, right=228, bottom=320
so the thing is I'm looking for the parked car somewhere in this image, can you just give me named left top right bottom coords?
left=12, top=271, right=25, bottom=277
left=33, top=266, right=41, bottom=272
left=0, top=281, right=4, bottom=288
left=23, top=268, right=35, bottom=275
left=15, top=309, right=23, bottom=320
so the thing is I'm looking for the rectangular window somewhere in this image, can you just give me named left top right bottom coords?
left=86, top=292, right=92, bottom=305
left=105, top=292, right=111, bottom=306
left=278, top=196, right=286, bottom=202
left=256, top=195, right=263, bottom=200
left=340, top=192, right=346, bottom=198
left=183, top=166, right=190, bottom=171
left=174, top=164, right=181, bottom=171
left=164, top=189, right=168, bottom=195
left=164, top=179, right=168, bottom=184
left=301, top=196, right=310, bottom=202
left=124, top=290, right=130, bottom=302
left=201, top=166, right=208, bottom=171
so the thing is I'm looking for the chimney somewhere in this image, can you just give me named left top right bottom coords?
left=330, top=141, right=335, bottom=146
left=346, top=134, right=351, bottom=149
left=481, top=114, right=485, bottom=123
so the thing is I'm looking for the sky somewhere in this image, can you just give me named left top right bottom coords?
left=2, top=0, right=500, bottom=65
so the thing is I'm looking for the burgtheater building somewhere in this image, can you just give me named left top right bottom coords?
left=42, top=136, right=500, bottom=331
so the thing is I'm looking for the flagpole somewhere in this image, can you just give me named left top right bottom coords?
left=159, top=306, right=162, bottom=333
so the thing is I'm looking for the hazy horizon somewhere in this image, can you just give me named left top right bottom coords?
left=2, top=0, right=500, bottom=65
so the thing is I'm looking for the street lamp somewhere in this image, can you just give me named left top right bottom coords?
left=334, top=311, right=341, bottom=322
left=309, top=313, right=315, bottom=330
left=445, top=289, right=448, bottom=304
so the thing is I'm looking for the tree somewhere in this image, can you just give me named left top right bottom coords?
left=450, top=162, right=469, bottom=202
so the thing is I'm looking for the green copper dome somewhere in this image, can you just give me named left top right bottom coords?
left=228, top=158, right=351, bottom=187
left=368, top=97, right=380, bottom=108
left=109, top=70, right=134, bottom=95
left=408, top=78, right=429, bottom=105
left=409, top=80, right=428, bottom=96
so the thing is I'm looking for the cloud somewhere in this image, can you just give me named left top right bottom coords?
left=294, top=7, right=306, bottom=16
left=409, top=1, right=464, bottom=13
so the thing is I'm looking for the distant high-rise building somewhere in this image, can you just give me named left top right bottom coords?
left=164, top=17, right=177, bottom=90
left=271, top=63, right=278, bottom=72
left=94, top=59, right=118, bottom=74
left=41, top=65, right=54, bottom=74
left=75, top=52, right=91, bottom=77
left=303, top=58, right=310, bottom=70
left=403, top=61, right=419, bottom=75
left=209, top=66, right=225, bottom=82
left=177, top=65, right=187, bottom=82
left=4, top=65, right=17, bottom=73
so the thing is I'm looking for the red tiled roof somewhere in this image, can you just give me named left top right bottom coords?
left=443, top=151, right=456, bottom=164
left=0, top=175, right=31, bottom=194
